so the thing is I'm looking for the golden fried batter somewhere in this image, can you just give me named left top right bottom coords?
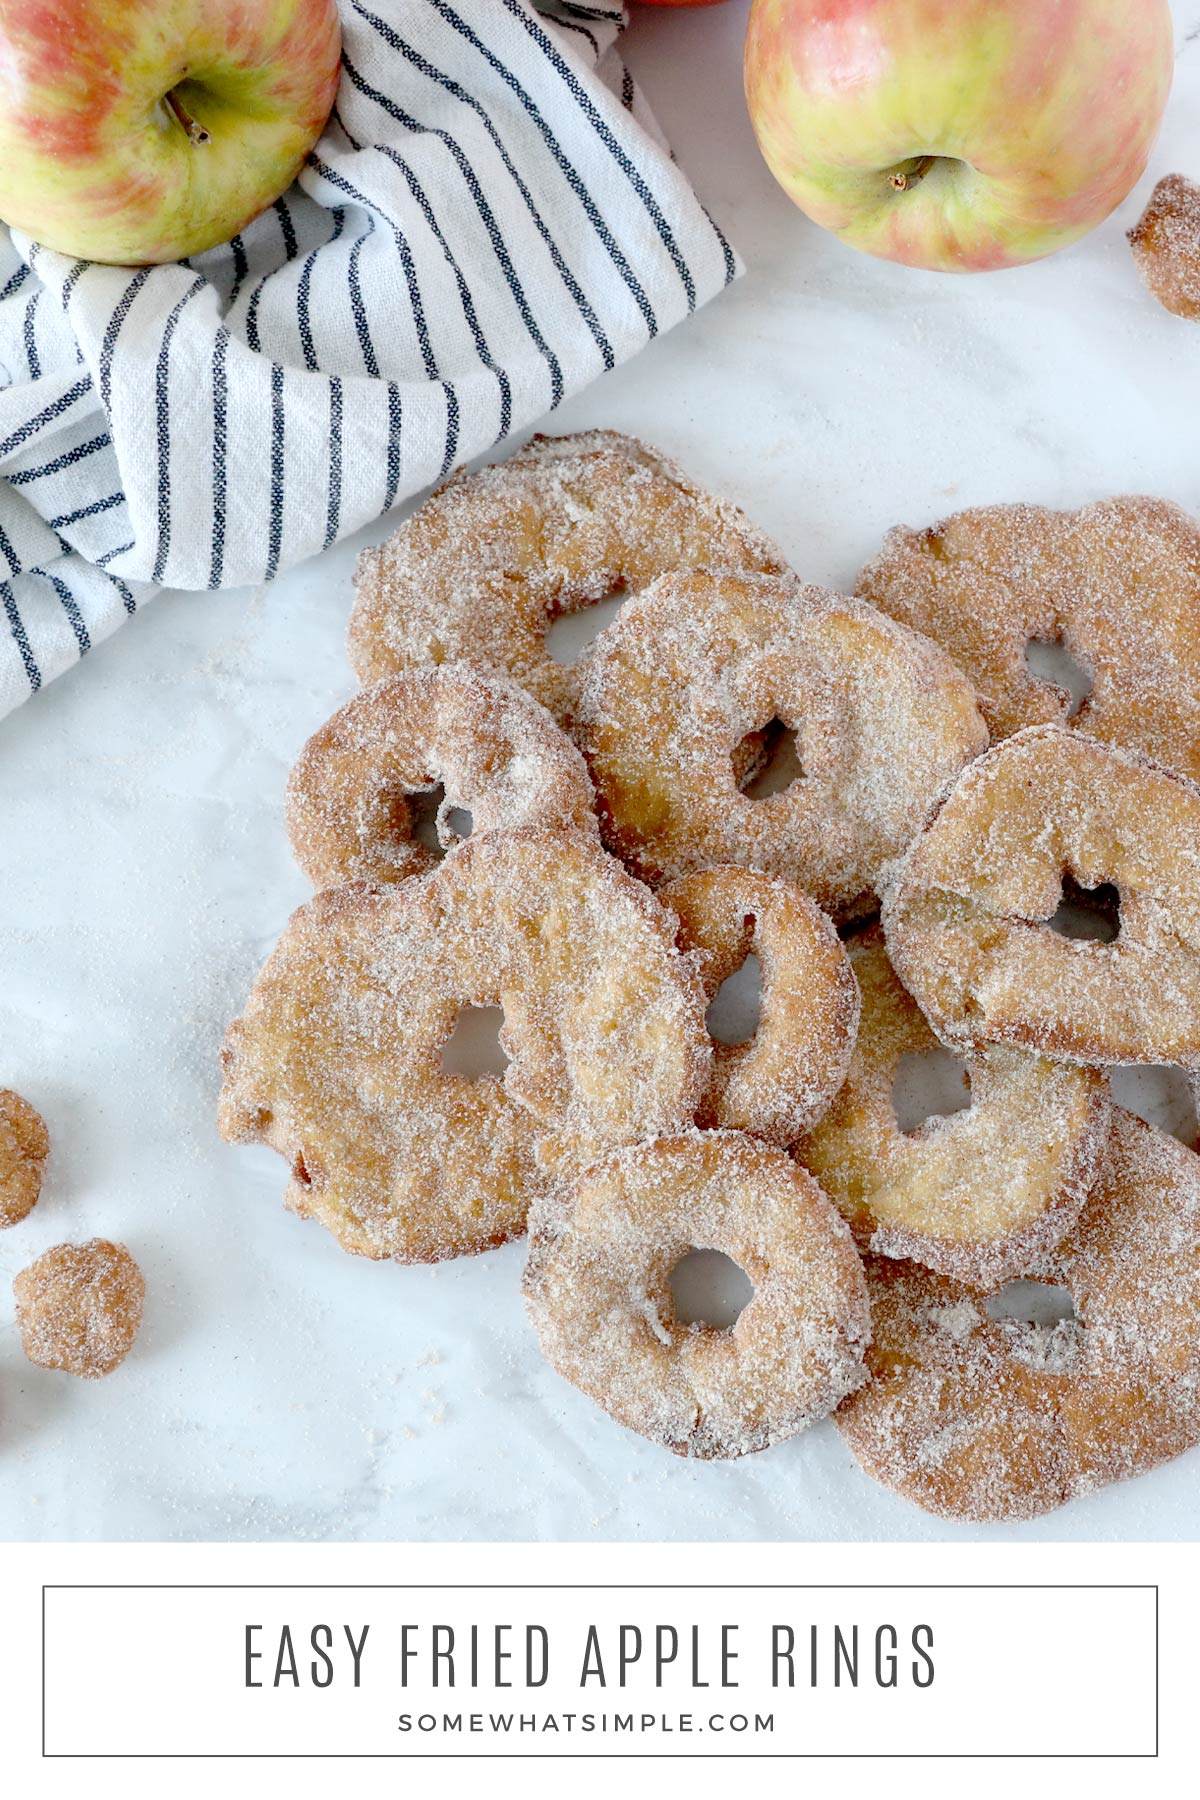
left=858, top=495, right=1200, bottom=779
left=1130, top=173, right=1200, bottom=320
left=662, top=866, right=858, bottom=1146
left=798, top=931, right=1109, bottom=1285
left=349, top=431, right=784, bottom=729
left=286, top=667, right=596, bottom=890
left=219, top=829, right=710, bottom=1263
left=15, top=1240, right=144, bottom=1379
left=524, top=1131, right=870, bottom=1459
left=579, top=568, right=987, bottom=917
left=0, top=1088, right=49, bottom=1228
left=885, top=727, right=1200, bottom=1068
left=836, top=1112, right=1200, bottom=1521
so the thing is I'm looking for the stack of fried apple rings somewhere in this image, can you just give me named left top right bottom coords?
left=219, top=435, right=1200, bottom=1517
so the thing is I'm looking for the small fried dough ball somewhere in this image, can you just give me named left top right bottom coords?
left=1129, top=173, right=1200, bottom=321
left=14, top=1239, right=145, bottom=1378
left=0, top=1088, right=49, bottom=1227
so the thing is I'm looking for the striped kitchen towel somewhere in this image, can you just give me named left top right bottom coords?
left=0, top=0, right=738, bottom=717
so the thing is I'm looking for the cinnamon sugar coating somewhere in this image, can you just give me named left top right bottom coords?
left=348, top=431, right=784, bottom=730
left=836, top=1111, right=1200, bottom=1521
left=0, top=1088, right=49, bottom=1228
left=797, top=931, right=1110, bottom=1286
left=1129, top=174, right=1200, bottom=320
left=14, top=1239, right=144, bottom=1378
left=218, top=829, right=710, bottom=1264
left=857, top=494, right=1200, bottom=780
left=286, top=667, right=596, bottom=890
left=579, top=568, right=988, bottom=917
left=662, top=867, right=859, bottom=1146
left=885, top=726, right=1200, bottom=1068
left=524, top=1131, right=871, bottom=1459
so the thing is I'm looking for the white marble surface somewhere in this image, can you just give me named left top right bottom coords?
left=2, top=1, right=1199, bottom=1543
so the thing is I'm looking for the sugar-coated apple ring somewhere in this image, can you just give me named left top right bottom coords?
left=796, top=931, right=1110, bottom=1286
left=348, top=431, right=785, bottom=730
left=218, top=829, right=710, bottom=1263
left=285, top=667, right=596, bottom=890
left=884, top=725, right=1200, bottom=1069
left=578, top=567, right=988, bottom=916
left=857, top=495, right=1200, bottom=779
left=523, top=1130, right=871, bottom=1459
left=661, top=866, right=859, bottom=1145
left=835, top=1110, right=1200, bottom=1522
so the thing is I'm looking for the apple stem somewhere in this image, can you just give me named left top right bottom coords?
left=165, top=89, right=211, bottom=146
left=889, top=155, right=937, bottom=193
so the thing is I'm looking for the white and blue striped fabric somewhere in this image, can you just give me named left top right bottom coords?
left=0, top=0, right=739, bottom=717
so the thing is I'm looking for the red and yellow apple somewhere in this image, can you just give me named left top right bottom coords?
left=744, top=0, right=1174, bottom=272
left=0, top=0, right=342, bottom=266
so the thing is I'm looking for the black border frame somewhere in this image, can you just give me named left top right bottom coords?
left=41, top=1583, right=1159, bottom=1760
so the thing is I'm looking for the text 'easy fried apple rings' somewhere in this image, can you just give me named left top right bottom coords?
left=218, top=829, right=709, bottom=1264
left=578, top=568, right=988, bottom=917
left=523, top=1131, right=870, bottom=1460
left=884, top=726, right=1200, bottom=1069
left=348, top=431, right=784, bottom=729
left=796, top=931, right=1110, bottom=1286
left=661, top=866, right=859, bottom=1145
left=286, top=667, right=596, bottom=890
left=835, top=1110, right=1200, bottom=1522
left=857, top=496, right=1200, bottom=779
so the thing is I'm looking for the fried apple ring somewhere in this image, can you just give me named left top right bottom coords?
left=0, top=1088, right=49, bottom=1228
left=523, top=1131, right=870, bottom=1459
left=661, top=867, right=859, bottom=1145
left=857, top=495, right=1200, bottom=779
left=348, top=431, right=784, bottom=729
left=885, top=725, right=1200, bottom=1068
left=835, top=1110, right=1200, bottom=1521
left=1129, top=173, right=1200, bottom=321
left=797, top=931, right=1110, bottom=1286
left=285, top=668, right=596, bottom=890
left=218, top=829, right=709, bottom=1264
left=578, top=568, right=988, bottom=916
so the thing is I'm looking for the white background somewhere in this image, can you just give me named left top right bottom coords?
left=1, top=0, right=1200, bottom=1545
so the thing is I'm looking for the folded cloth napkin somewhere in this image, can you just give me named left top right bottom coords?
left=0, top=0, right=738, bottom=718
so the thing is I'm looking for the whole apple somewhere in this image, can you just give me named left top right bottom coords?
left=744, top=0, right=1174, bottom=272
left=0, top=0, right=342, bottom=266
